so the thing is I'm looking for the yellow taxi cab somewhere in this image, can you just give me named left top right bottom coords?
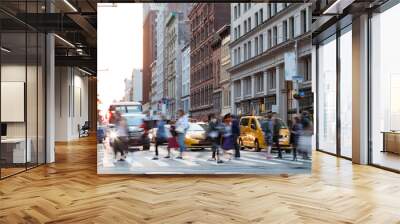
left=184, top=122, right=212, bottom=150
left=238, top=116, right=291, bottom=152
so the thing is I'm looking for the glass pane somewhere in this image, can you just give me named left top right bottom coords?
left=340, top=28, right=352, bottom=158
left=1, top=31, right=27, bottom=177
left=38, top=32, right=46, bottom=165
left=27, top=31, right=38, bottom=169
left=317, top=36, right=337, bottom=154
left=371, top=4, right=400, bottom=171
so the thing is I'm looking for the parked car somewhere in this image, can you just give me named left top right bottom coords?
left=238, top=116, right=291, bottom=152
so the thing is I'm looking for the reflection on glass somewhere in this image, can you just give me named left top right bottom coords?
left=371, top=3, right=400, bottom=171
left=1, top=32, right=27, bottom=177
left=318, top=36, right=337, bottom=154
left=340, top=28, right=352, bottom=158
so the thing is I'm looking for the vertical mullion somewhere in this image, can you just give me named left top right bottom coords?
left=25, top=0, right=28, bottom=171
left=336, top=30, right=341, bottom=157
left=315, top=44, right=319, bottom=151
left=36, top=0, right=39, bottom=167
left=0, top=21, right=2, bottom=179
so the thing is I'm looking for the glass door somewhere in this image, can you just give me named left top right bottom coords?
left=317, top=35, right=337, bottom=154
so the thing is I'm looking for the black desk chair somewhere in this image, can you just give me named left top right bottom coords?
left=79, top=121, right=90, bottom=138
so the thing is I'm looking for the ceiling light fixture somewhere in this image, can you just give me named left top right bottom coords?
left=78, top=67, right=92, bottom=76
left=54, top=34, right=75, bottom=48
left=1, top=47, right=11, bottom=53
left=63, top=0, right=78, bottom=12
left=323, top=0, right=355, bottom=14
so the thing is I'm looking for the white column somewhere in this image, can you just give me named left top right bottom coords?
left=352, top=14, right=369, bottom=164
left=240, top=78, right=244, bottom=100
left=275, top=66, right=280, bottom=112
left=276, top=65, right=287, bottom=122
left=46, top=32, right=55, bottom=163
left=231, top=83, right=235, bottom=115
left=251, top=75, right=256, bottom=98
left=263, top=71, right=268, bottom=95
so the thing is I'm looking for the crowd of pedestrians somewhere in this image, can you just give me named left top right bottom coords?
left=108, top=107, right=312, bottom=163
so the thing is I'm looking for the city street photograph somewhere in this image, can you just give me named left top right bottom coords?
left=97, top=3, right=313, bottom=175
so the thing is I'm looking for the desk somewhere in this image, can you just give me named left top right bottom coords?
left=382, top=131, right=400, bottom=155
left=1, top=138, right=31, bottom=163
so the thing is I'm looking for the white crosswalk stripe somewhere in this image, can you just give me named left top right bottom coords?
left=145, top=157, right=169, bottom=167
left=240, top=157, right=279, bottom=165
left=172, top=158, right=199, bottom=166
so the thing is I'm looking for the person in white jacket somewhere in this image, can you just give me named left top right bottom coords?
left=175, top=109, right=189, bottom=159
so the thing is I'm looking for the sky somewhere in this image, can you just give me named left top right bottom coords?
left=97, top=3, right=143, bottom=114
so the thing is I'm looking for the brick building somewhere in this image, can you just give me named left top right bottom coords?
left=188, top=3, right=230, bottom=120
left=142, top=10, right=157, bottom=112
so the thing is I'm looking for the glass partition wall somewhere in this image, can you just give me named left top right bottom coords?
left=0, top=2, right=46, bottom=179
left=316, top=25, right=353, bottom=159
left=370, top=2, right=400, bottom=171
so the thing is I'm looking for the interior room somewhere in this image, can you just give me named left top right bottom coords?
left=370, top=3, right=400, bottom=171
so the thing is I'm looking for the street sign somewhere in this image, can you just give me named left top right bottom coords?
left=284, top=52, right=297, bottom=81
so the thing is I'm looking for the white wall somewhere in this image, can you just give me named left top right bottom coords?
left=55, top=67, right=89, bottom=141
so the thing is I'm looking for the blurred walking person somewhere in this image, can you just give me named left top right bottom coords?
left=166, top=120, right=179, bottom=158
left=261, top=113, right=274, bottom=159
left=291, top=116, right=303, bottom=161
left=298, top=111, right=313, bottom=160
left=175, top=109, right=189, bottom=159
left=272, top=113, right=283, bottom=159
left=221, top=113, right=234, bottom=161
left=153, top=116, right=168, bottom=160
left=232, top=115, right=241, bottom=158
left=207, top=113, right=222, bottom=162
left=113, top=115, right=128, bottom=162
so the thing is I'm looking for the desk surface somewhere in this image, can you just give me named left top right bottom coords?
left=1, top=138, right=27, bottom=143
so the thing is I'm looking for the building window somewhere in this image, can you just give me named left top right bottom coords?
left=259, top=34, right=264, bottom=53
left=247, top=41, right=252, bottom=58
left=256, top=74, right=264, bottom=93
left=273, top=3, right=277, bottom=15
left=238, top=3, right=241, bottom=16
left=283, top=20, right=288, bottom=41
left=234, top=5, right=238, bottom=20
left=238, top=47, right=241, bottom=63
left=267, top=29, right=272, bottom=49
left=234, top=80, right=241, bottom=98
left=289, top=16, right=294, bottom=39
left=244, top=20, right=247, bottom=33
left=301, top=9, right=307, bottom=34
left=244, top=77, right=252, bottom=96
left=238, top=25, right=241, bottom=37
left=267, top=4, right=272, bottom=18
left=247, top=17, right=251, bottom=31
left=272, top=26, right=277, bottom=46
left=255, top=12, right=259, bottom=26
left=302, top=57, right=312, bottom=81
left=244, top=43, right=248, bottom=60
left=259, top=8, right=264, bottom=23
left=269, top=69, right=276, bottom=90
left=234, top=27, right=237, bottom=40
left=255, top=37, right=259, bottom=55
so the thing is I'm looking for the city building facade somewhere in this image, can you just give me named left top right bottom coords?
left=132, top=69, right=143, bottom=103
left=123, top=78, right=133, bottom=102
left=228, top=3, right=312, bottom=125
left=142, top=10, right=157, bottom=113
left=219, top=26, right=232, bottom=116
left=164, top=8, right=190, bottom=119
left=211, top=25, right=230, bottom=116
left=181, top=44, right=191, bottom=114
left=152, top=5, right=167, bottom=116
left=188, top=3, right=230, bottom=120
